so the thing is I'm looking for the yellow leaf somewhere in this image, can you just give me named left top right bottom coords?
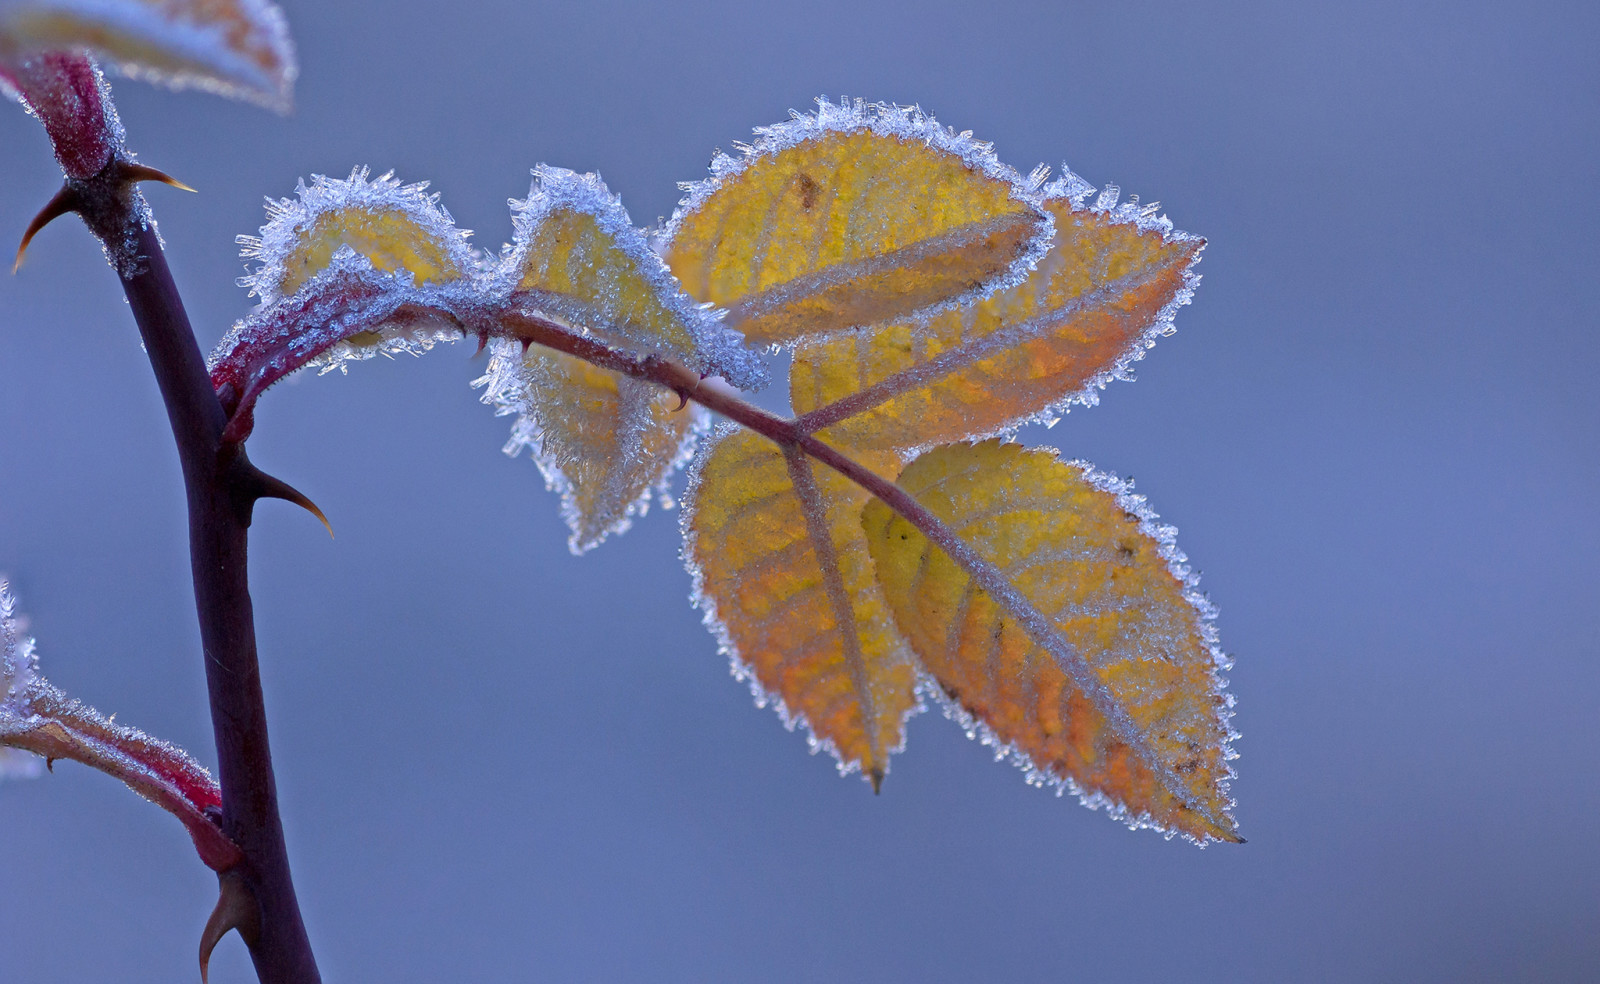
left=793, top=175, right=1203, bottom=452
left=477, top=340, right=703, bottom=554
left=241, top=168, right=475, bottom=303
left=661, top=98, right=1051, bottom=347
left=684, top=426, right=919, bottom=785
left=862, top=440, right=1237, bottom=842
left=0, top=0, right=296, bottom=109
left=501, top=166, right=765, bottom=390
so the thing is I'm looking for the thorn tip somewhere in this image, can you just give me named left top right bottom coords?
left=13, top=184, right=80, bottom=273
left=120, top=162, right=196, bottom=193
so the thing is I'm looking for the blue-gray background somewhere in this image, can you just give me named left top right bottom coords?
left=2, top=1, right=1596, bottom=981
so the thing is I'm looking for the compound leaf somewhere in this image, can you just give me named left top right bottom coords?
left=861, top=440, right=1237, bottom=843
left=661, top=98, right=1051, bottom=347
left=792, top=174, right=1203, bottom=453
left=684, top=427, right=919, bottom=786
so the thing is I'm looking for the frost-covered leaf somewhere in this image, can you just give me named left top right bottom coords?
left=661, top=98, right=1052, bottom=347
left=501, top=166, right=765, bottom=390
left=860, top=441, right=1238, bottom=843
left=211, top=249, right=473, bottom=441
left=240, top=167, right=477, bottom=304
left=792, top=173, right=1203, bottom=453
left=0, top=577, right=241, bottom=869
left=476, top=339, right=705, bottom=554
left=0, top=0, right=295, bottom=109
left=683, top=426, right=919, bottom=786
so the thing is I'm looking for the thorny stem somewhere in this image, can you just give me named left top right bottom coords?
left=79, top=168, right=321, bottom=982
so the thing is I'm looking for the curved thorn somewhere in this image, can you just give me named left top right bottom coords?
left=200, top=870, right=260, bottom=984
left=243, top=464, right=334, bottom=538
left=119, top=162, right=197, bottom=193
left=13, top=184, right=81, bottom=273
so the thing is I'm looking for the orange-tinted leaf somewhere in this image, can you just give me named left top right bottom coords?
left=0, top=0, right=295, bottom=109
left=684, top=426, right=918, bottom=785
left=661, top=98, right=1051, bottom=347
left=240, top=167, right=476, bottom=303
left=793, top=174, right=1203, bottom=452
left=500, top=165, right=765, bottom=390
left=861, top=441, right=1237, bottom=842
left=476, top=340, right=704, bottom=554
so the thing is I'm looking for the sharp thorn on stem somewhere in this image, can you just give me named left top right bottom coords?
left=240, top=460, right=335, bottom=538
left=119, top=162, right=197, bottom=193
left=13, top=184, right=81, bottom=273
left=199, top=869, right=260, bottom=984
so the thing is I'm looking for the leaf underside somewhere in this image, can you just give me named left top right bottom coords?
left=479, top=342, right=704, bottom=554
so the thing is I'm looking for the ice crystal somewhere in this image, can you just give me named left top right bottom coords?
left=474, top=338, right=709, bottom=554
left=501, top=165, right=766, bottom=391
left=238, top=166, right=478, bottom=304
left=0, top=577, right=43, bottom=779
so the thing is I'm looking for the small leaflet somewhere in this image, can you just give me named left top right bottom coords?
left=791, top=172, right=1203, bottom=454
left=860, top=441, right=1238, bottom=843
left=660, top=97, right=1052, bottom=347
left=0, top=0, right=296, bottom=110
left=0, top=577, right=240, bottom=869
left=682, top=426, right=919, bottom=786
left=240, top=167, right=477, bottom=304
left=500, top=165, right=766, bottom=391
left=475, top=338, right=705, bottom=554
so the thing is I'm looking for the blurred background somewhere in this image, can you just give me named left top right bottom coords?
left=2, top=1, right=1596, bottom=981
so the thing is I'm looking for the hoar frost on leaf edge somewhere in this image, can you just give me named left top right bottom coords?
left=657, top=96, right=1055, bottom=332
left=237, top=166, right=479, bottom=305
left=474, top=337, right=712, bottom=555
left=913, top=447, right=1238, bottom=844
left=1015, top=168, right=1206, bottom=431
left=210, top=247, right=476, bottom=407
left=500, top=165, right=768, bottom=392
left=860, top=167, right=1207, bottom=457
left=0, top=576, right=43, bottom=779
left=677, top=423, right=925, bottom=781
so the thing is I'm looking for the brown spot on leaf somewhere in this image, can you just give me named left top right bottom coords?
left=797, top=172, right=819, bottom=211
